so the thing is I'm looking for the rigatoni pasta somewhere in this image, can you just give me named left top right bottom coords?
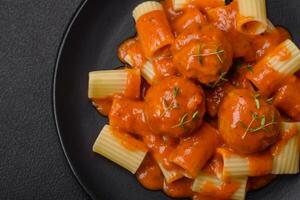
left=236, top=0, right=267, bottom=35
left=192, top=173, right=247, bottom=200
left=88, top=0, right=300, bottom=199
left=88, top=69, right=141, bottom=99
left=246, top=39, right=300, bottom=96
left=93, top=125, right=148, bottom=174
left=124, top=55, right=156, bottom=84
left=216, top=148, right=272, bottom=179
left=170, top=123, right=219, bottom=178
left=133, top=1, right=174, bottom=58
left=271, top=122, right=300, bottom=174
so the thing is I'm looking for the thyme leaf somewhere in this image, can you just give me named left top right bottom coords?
left=172, top=111, right=200, bottom=129
left=192, top=111, right=200, bottom=120
left=240, top=112, right=277, bottom=139
left=192, top=46, right=224, bottom=64
left=173, top=87, right=180, bottom=98
left=246, top=64, right=254, bottom=73
left=266, top=97, right=273, bottom=104
left=254, top=93, right=261, bottom=109
left=208, top=71, right=228, bottom=88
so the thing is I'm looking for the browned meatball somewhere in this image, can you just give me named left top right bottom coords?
left=173, top=25, right=233, bottom=84
left=218, top=89, right=280, bottom=154
left=145, top=76, right=205, bottom=137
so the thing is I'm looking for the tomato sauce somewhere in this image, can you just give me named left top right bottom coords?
left=136, top=154, right=164, bottom=190
left=90, top=0, right=300, bottom=199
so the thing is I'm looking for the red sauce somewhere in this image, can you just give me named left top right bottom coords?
left=271, top=124, right=298, bottom=156
left=136, top=154, right=164, bottom=190
left=118, top=37, right=147, bottom=68
left=92, top=98, right=113, bottom=116
left=144, top=76, right=205, bottom=138
left=90, top=1, right=298, bottom=199
left=170, top=123, right=220, bottom=178
left=109, top=97, right=151, bottom=137
left=273, top=76, right=300, bottom=120
left=136, top=10, right=174, bottom=58
left=248, top=151, right=273, bottom=176
left=163, top=178, right=194, bottom=198
left=110, top=126, right=147, bottom=152
left=200, top=180, right=240, bottom=200
left=124, top=69, right=141, bottom=98
left=171, top=6, right=207, bottom=36
left=219, top=89, right=280, bottom=154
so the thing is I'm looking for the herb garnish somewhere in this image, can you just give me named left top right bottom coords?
left=172, top=111, right=199, bottom=129
left=239, top=112, right=277, bottom=139
left=254, top=93, right=261, bottom=109
left=173, top=86, right=180, bottom=98
left=193, top=46, right=225, bottom=64
left=208, top=71, right=228, bottom=88
left=160, top=87, right=180, bottom=117
left=246, top=64, right=254, bottom=73
left=266, top=97, right=273, bottom=104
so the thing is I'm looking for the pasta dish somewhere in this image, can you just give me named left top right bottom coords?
left=88, top=0, right=300, bottom=199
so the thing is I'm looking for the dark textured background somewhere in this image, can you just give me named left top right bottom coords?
left=0, top=0, right=88, bottom=199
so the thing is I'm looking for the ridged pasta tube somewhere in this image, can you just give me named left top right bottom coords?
left=192, top=173, right=247, bottom=200
left=88, top=69, right=141, bottom=99
left=124, top=55, right=155, bottom=84
left=158, top=162, right=184, bottom=183
left=216, top=148, right=272, bottom=179
left=237, top=0, right=267, bottom=35
left=93, top=125, right=148, bottom=174
left=132, top=1, right=174, bottom=58
left=272, top=122, right=300, bottom=174
left=268, top=39, right=300, bottom=75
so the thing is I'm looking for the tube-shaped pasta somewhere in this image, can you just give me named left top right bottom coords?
left=93, top=125, right=148, bottom=174
left=216, top=148, right=272, bottom=179
left=124, top=55, right=155, bottom=84
left=158, top=162, right=184, bottom=183
left=236, top=0, right=267, bottom=35
left=142, top=134, right=184, bottom=183
left=88, top=69, right=141, bottom=99
left=268, top=39, right=300, bottom=75
left=133, top=1, right=174, bottom=58
left=109, top=97, right=151, bottom=137
left=173, top=0, right=225, bottom=11
left=192, top=173, right=247, bottom=200
left=172, top=0, right=189, bottom=11
left=246, top=39, right=300, bottom=96
left=271, top=122, right=300, bottom=174
left=170, top=123, right=219, bottom=178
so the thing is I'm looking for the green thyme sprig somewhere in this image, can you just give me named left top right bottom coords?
left=254, top=93, right=261, bottom=109
left=160, top=87, right=180, bottom=117
left=208, top=71, right=228, bottom=88
left=172, top=111, right=199, bottom=129
left=239, top=112, right=277, bottom=139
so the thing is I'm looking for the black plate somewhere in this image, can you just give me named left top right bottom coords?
left=53, top=0, right=300, bottom=199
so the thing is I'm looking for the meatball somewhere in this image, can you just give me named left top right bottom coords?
left=145, top=76, right=205, bottom=138
left=173, top=25, right=233, bottom=84
left=218, top=89, right=280, bottom=154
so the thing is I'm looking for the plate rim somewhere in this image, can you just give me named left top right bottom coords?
left=52, top=0, right=94, bottom=199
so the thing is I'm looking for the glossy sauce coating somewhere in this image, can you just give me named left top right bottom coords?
left=219, top=89, right=280, bottom=154
left=109, top=97, right=151, bottom=137
left=170, top=123, right=220, bottom=178
left=273, top=76, right=300, bottom=120
left=136, top=154, right=164, bottom=190
left=145, top=76, right=205, bottom=137
left=136, top=10, right=174, bottom=58
left=90, top=0, right=299, bottom=199
left=172, top=25, right=233, bottom=84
